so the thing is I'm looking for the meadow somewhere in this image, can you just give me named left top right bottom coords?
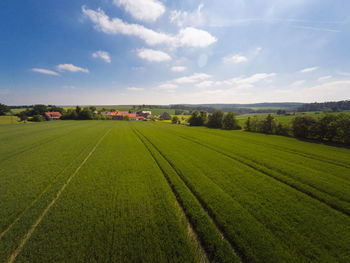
left=0, top=121, right=350, bottom=262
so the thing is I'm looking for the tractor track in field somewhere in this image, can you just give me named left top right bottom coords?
left=133, top=129, right=211, bottom=263
left=186, top=128, right=350, bottom=170
left=0, top=135, right=101, bottom=240
left=6, top=128, right=112, bottom=263
left=133, top=128, right=246, bottom=263
left=175, top=133, right=350, bottom=218
left=0, top=122, right=101, bottom=163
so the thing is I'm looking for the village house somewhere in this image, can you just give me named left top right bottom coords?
left=159, top=112, right=171, bottom=120
left=44, top=112, right=62, bottom=121
left=101, top=111, right=138, bottom=120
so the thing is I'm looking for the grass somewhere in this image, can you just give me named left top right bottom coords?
left=1, top=121, right=350, bottom=262
left=0, top=116, right=20, bottom=124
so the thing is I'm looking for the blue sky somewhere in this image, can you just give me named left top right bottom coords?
left=1, top=0, right=349, bottom=105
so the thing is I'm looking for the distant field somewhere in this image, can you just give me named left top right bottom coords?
left=236, top=111, right=350, bottom=126
left=0, top=116, right=20, bottom=124
left=1, top=121, right=350, bottom=262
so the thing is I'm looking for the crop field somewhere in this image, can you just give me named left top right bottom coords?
left=1, top=121, right=350, bottom=262
left=0, top=116, right=20, bottom=125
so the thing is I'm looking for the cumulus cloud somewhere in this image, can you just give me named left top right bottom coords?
left=171, top=66, right=187, bottom=72
left=31, top=68, right=59, bottom=76
left=114, top=0, right=165, bottom=22
left=127, top=87, right=144, bottom=91
left=92, top=50, right=111, bottom=63
left=170, top=4, right=204, bottom=27
left=174, top=73, right=212, bottom=84
left=300, top=66, right=318, bottom=73
left=318, top=75, right=332, bottom=81
left=82, top=7, right=217, bottom=48
left=56, top=64, right=89, bottom=73
left=223, top=54, right=248, bottom=64
left=177, top=27, right=217, bottom=48
left=137, top=48, right=171, bottom=62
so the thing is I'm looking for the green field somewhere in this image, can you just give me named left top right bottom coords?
left=0, top=116, right=20, bottom=125
left=1, top=121, right=350, bottom=262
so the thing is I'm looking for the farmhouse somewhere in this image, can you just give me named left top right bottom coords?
left=44, top=112, right=62, bottom=120
left=160, top=112, right=171, bottom=120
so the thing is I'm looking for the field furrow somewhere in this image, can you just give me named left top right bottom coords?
left=7, top=123, right=200, bottom=263
left=150, top=123, right=350, bottom=214
left=135, top=122, right=350, bottom=262
left=133, top=128, right=241, bottom=263
left=1, top=121, right=350, bottom=262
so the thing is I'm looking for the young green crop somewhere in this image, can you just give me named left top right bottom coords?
left=1, top=121, right=350, bottom=262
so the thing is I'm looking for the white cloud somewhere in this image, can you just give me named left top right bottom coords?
left=82, top=7, right=217, bottom=48
left=56, top=64, right=89, bottom=73
left=290, top=80, right=305, bottom=87
left=174, top=73, right=212, bottom=84
left=31, top=68, right=59, bottom=76
left=82, top=6, right=172, bottom=45
left=318, top=75, right=332, bottom=81
left=171, top=66, right=187, bottom=72
left=300, top=66, right=318, bottom=73
left=137, top=48, right=171, bottom=62
left=92, top=50, right=111, bottom=63
left=308, top=80, right=350, bottom=92
left=127, top=87, right=144, bottom=91
left=154, top=83, right=178, bottom=92
left=177, top=27, right=217, bottom=48
left=232, top=73, right=276, bottom=84
left=170, top=4, right=204, bottom=27
left=195, top=80, right=214, bottom=88
left=114, top=0, right=165, bottom=22
left=223, top=54, right=248, bottom=64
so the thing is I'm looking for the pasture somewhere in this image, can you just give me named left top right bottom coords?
left=1, top=121, right=350, bottom=262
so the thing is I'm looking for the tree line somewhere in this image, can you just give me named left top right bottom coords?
left=245, top=113, right=350, bottom=145
left=175, top=110, right=241, bottom=130
left=297, top=100, right=350, bottom=112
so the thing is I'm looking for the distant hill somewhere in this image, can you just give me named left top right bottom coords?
left=170, top=103, right=304, bottom=114
left=297, top=100, right=350, bottom=112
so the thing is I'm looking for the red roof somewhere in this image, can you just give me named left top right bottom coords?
left=45, top=112, right=62, bottom=118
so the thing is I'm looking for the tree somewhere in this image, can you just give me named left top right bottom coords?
left=335, top=113, right=350, bottom=144
left=262, top=114, right=275, bottom=134
left=78, top=108, right=93, bottom=120
left=123, top=115, right=130, bottom=121
left=277, top=109, right=286, bottom=115
left=48, top=105, right=64, bottom=113
left=89, top=106, right=97, bottom=112
left=199, top=111, right=208, bottom=125
left=171, top=116, right=179, bottom=124
left=17, top=111, right=28, bottom=122
left=222, top=111, right=240, bottom=130
left=188, top=110, right=207, bottom=126
left=244, top=117, right=252, bottom=131
left=31, top=104, right=48, bottom=115
left=317, top=114, right=338, bottom=141
left=0, top=103, right=10, bottom=115
left=175, top=109, right=184, bottom=115
left=75, top=106, right=82, bottom=114
left=207, top=110, right=224, bottom=128
left=292, top=115, right=317, bottom=138
left=31, top=115, right=46, bottom=122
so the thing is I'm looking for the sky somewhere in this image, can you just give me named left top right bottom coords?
left=0, top=0, right=349, bottom=106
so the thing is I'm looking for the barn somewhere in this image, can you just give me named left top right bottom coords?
left=44, top=112, right=62, bottom=121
